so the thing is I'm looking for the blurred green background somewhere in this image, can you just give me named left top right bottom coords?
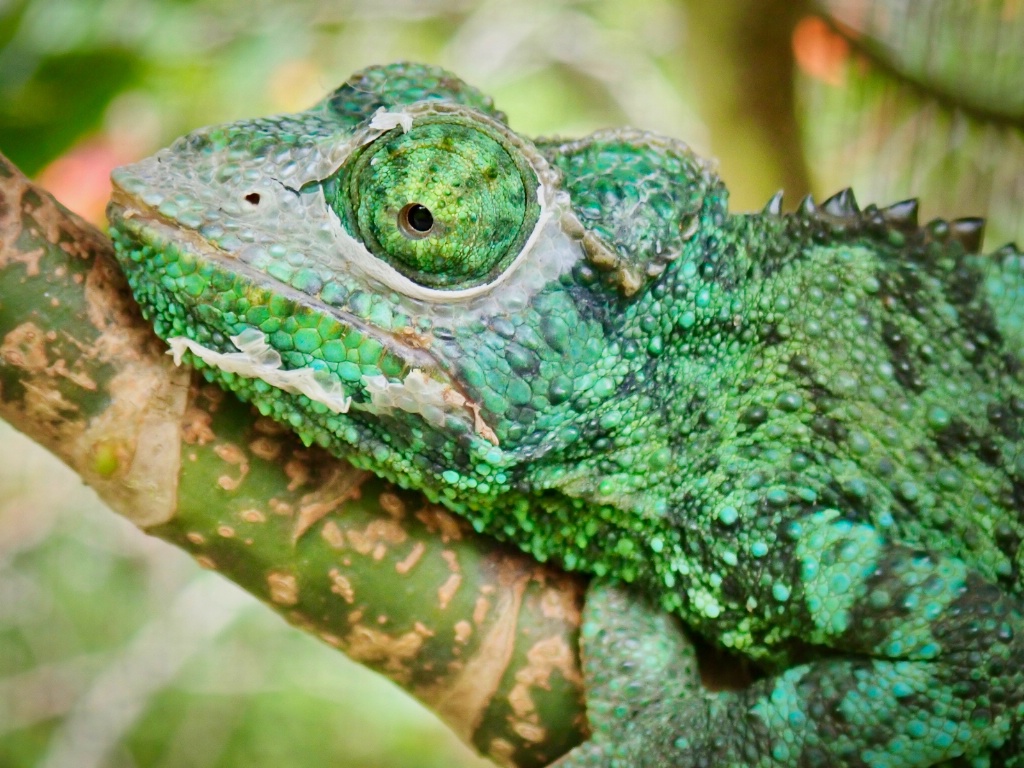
left=1, top=1, right=1022, bottom=766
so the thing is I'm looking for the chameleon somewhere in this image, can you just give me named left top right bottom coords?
left=106, top=62, right=1024, bottom=766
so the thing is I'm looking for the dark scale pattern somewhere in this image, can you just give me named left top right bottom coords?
left=107, top=63, right=1024, bottom=767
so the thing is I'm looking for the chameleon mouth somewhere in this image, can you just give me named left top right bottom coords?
left=106, top=193, right=499, bottom=445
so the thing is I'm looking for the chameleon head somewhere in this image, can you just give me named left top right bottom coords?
left=107, top=62, right=723, bottom=511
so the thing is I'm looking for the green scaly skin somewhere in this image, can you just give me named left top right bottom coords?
left=107, top=63, right=1024, bottom=767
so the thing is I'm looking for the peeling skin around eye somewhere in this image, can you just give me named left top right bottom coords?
left=368, top=109, right=415, bottom=134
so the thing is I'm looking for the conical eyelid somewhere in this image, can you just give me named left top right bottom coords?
left=343, top=118, right=537, bottom=288
left=320, top=102, right=566, bottom=300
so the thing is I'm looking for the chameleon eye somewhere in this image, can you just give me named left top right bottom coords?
left=334, top=118, right=539, bottom=290
left=398, top=203, right=435, bottom=238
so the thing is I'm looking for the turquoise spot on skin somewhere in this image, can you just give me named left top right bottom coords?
left=830, top=573, right=852, bottom=592
left=927, top=405, right=951, bottom=429
left=772, top=745, right=791, bottom=761
left=869, top=589, right=891, bottom=608
left=294, top=328, right=322, bottom=353
left=649, top=447, right=672, bottom=470
left=270, top=330, right=294, bottom=351
left=540, top=315, right=571, bottom=353
left=182, top=274, right=206, bottom=297
left=338, top=362, right=362, bottom=382
left=482, top=391, right=508, bottom=415
left=548, top=375, right=574, bottom=404
left=367, top=302, right=394, bottom=328
left=797, top=486, right=818, bottom=503
left=379, top=355, right=403, bottom=378
left=322, top=339, right=346, bottom=363
left=838, top=541, right=861, bottom=563
left=507, top=378, right=532, bottom=406
left=893, top=682, right=914, bottom=697
left=849, top=431, right=871, bottom=455
left=718, top=506, right=739, bottom=525
left=600, top=410, right=623, bottom=429
left=441, top=470, right=460, bottom=484
left=292, top=268, right=323, bottom=294
left=845, top=478, right=868, bottom=498
left=343, top=330, right=364, bottom=350
left=933, top=731, right=954, bottom=749
left=321, top=282, right=347, bottom=305
left=936, top=468, right=962, bottom=489
left=267, top=260, right=296, bottom=284
left=918, top=642, right=939, bottom=659
left=358, top=338, right=385, bottom=365
left=776, top=392, right=803, bottom=411
left=899, top=481, right=919, bottom=501
left=460, top=359, right=486, bottom=389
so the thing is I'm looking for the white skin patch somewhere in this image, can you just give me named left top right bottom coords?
left=168, top=328, right=352, bottom=414
left=167, top=329, right=498, bottom=444
left=362, top=370, right=499, bottom=445
left=368, top=109, right=414, bottom=133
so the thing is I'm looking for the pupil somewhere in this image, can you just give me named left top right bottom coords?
left=406, top=204, right=433, bottom=233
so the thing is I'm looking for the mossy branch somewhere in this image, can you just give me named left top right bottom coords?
left=0, top=152, right=589, bottom=768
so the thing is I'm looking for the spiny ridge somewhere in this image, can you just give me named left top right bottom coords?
left=822, top=187, right=859, bottom=217
left=948, top=217, right=986, bottom=254
left=882, top=198, right=919, bottom=229
left=763, top=190, right=784, bottom=216
left=781, top=187, right=990, bottom=257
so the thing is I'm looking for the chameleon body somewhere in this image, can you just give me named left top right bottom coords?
left=107, top=63, right=1024, bottom=766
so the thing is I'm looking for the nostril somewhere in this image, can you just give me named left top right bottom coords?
left=244, top=192, right=261, bottom=205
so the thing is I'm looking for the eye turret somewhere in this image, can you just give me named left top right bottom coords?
left=331, top=116, right=540, bottom=290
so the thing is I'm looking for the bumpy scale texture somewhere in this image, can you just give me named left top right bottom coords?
left=107, top=62, right=1024, bottom=767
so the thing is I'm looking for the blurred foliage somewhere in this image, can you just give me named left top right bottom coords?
left=0, top=0, right=1021, bottom=766
left=801, top=0, right=1024, bottom=249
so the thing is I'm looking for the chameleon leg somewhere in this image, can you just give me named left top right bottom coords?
left=558, top=512, right=1024, bottom=767
left=555, top=580, right=705, bottom=768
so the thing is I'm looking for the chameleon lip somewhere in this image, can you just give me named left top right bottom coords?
left=110, top=192, right=504, bottom=442
left=108, top=190, right=456, bottom=382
